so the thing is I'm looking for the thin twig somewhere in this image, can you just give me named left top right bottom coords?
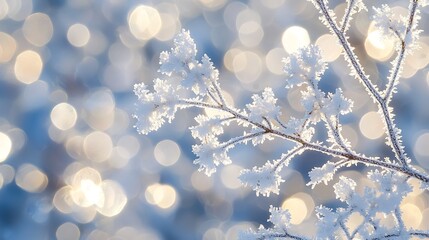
left=211, top=80, right=227, bottom=107
left=340, top=0, right=355, bottom=33
left=273, top=146, right=305, bottom=171
left=220, top=131, right=268, bottom=150
left=178, top=99, right=429, bottom=183
left=383, top=0, right=419, bottom=102
left=315, top=0, right=410, bottom=167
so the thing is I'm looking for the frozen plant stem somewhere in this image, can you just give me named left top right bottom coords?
left=134, top=0, right=429, bottom=238
left=176, top=99, right=429, bottom=183
left=384, top=0, right=419, bottom=102
left=314, top=0, right=419, bottom=167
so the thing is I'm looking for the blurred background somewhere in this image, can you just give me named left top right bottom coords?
left=0, top=0, right=428, bottom=239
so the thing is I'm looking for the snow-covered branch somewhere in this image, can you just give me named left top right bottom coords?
left=133, top=1, right=429, bottom=238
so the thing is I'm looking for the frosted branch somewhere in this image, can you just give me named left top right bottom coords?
left=314, top=0, right=411, bottom=167
left=134, top=4, right=429, bottom=236
left=383, top=0, right=420, bottom=102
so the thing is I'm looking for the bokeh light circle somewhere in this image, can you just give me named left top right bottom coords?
left=56, top=222, right=80, bottom=240
left=50, top=103, right=78, bottom=130
left=282, top=26, right=310, bottom=54
left=67, top=23, right=91, bottom=47
left=0, top=132, right=12, bottom=162
left=154, top=139, right=181, bottom=166
left=359, top=111, right=384, bottom=140
left=15, top=164, right=48, bottom=193
left=281, top=197, right=307, bottom=225
left=0, top=32, right=17, bottom=63
left=14, top=50, right=43, bottom=84
left=23, top=12, right=53, bottom=47
left=83, top=131, right=113, bottom=162
left=128, top=5, right=162, bottom=41
left=145, top=183, right=177, bottom=209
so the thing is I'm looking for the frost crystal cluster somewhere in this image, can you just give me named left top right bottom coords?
left=134, top=0, right=429, bottom=239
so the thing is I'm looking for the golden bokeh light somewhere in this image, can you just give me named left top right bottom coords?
left=401, top=203, right=422, bottom=229
left=63, top=162, right=86, bottom=185
left=315, top=34, right=342, bottom=62
left=155, top=13, right=180, bottom=42
left=154, top=139, right=181, bottom=166
left=83, top=131, right=113, bottom=162
left=282, top=26, right=310, bottom=54
left=238, top=20, right=263, bottom=47
left=55, top=167, right=127, bottom=218
left=56, top=222, right=80, bottom=240
left=96, top=180, right=128, bottom=217
left=0, top=132, right=12, bottom=162
left=0, top=32, right=17, bottom=63
left=14, top=50, right=43, bottom=84
left=71, top=178, right=104, bottom=208
left=72, top=167, right=102, bottom=187
left=23, top=12, right=53, bottom=47
left=233, top=50, right=263, bottom=83
left=50, top=102, right=78, bottom=130
left=15, top=164, right=48, bottom=193
left=365, top=23, right=395, bottom=61
left=53, top=186, right=75, bottom=214
left=359, top=111, right=384, bottom=140
left=235, top=9, right=262, bottom=47
left=128, top=5, right=162, bottom=41
left=145, top=183, right=177, bottom=209
left=67, top=23, right=91, bottom=47
left=223, top=48, right=241, bottom=72
left=292, top=192, right=315, bottom=219
left=281, top=196, right=308, bottom=225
